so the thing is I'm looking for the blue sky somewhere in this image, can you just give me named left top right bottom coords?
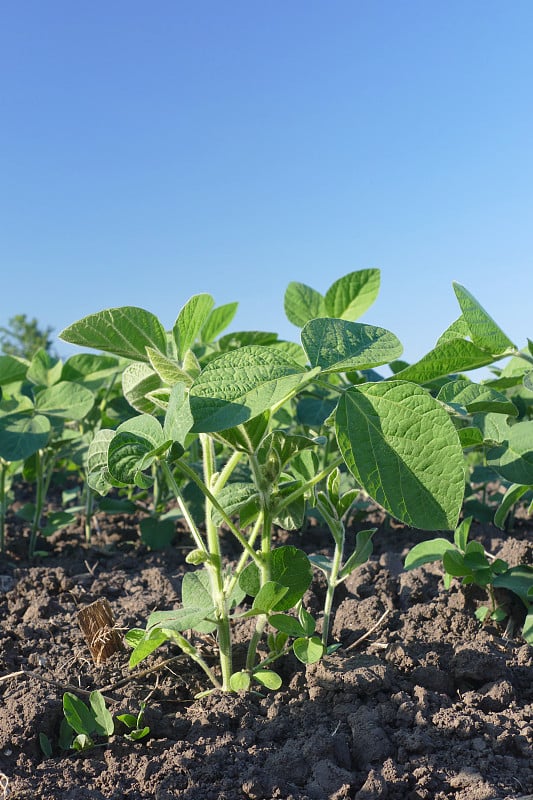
left=1, top=1, right=532, bottom=370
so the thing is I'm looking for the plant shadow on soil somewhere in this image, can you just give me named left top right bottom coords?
left=0, top=499, right=532, bottom=800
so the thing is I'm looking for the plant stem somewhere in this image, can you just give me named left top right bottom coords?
left=84, top=481, right=93, bottom=543
left=321, top=532, right=344, bottom=647
left=160, top=461, right=205, bottom=552
left=29, top=450, right=45, bottom=559
left=275, top=456, right=344, bottom=515
left=200, top=434, right=233, bottom=690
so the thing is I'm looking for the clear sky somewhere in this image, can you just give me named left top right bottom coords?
left=1, top=1, right=532, bottom=370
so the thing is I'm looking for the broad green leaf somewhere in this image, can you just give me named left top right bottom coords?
left=107, top=415, right=166, bottom=485
left=487, top=421, right=533, bottom=484
left=257, top=431, right=319, bottom=484
left=404, top=537, right=455, bottom=570
left=452, top=283, right=515, bottom=353
left=60, top=307, right=167, bottom=362
left=524, top=371, right=533, bottom=393
left=229, top=671, right=251, bottom=692
left=472, top=412, right=511, bottom=444
left=324, top=269, right=381, bottom=321
left=146, top=606, right=214, bottom=634
left=245, top=581, right=289, bottom=615
left=146, top=347, right=193, bottom=386
left=27, top=349, right=63, bottom=387
left=392, top=340, right=496, bottom=384
left=163, top=383, right=194, bottom=446
left=457, top=427, right=484, bottom=448
left=61, top=353, right=121, bottom=388
left=122, top=362, right=163, bottom=414
left=336, top=382, right=464, bottom=530
left=437, top=380, right=517, bottom=417
left=284, top=282, right=327, bottom=327
left=522, top=609, right=533, bottom=645
left=218, top=331, right=279, bottom=350
left=181, top=569, right=217, bottom=633
left=269, top=613, right=307, bottom=637
left=140, top=518, right=176, bottom=549
left=292, top=636, right=325, bottom=664
left=189, top=346, right=310, bottom=432
left=72, top=734, right=94, bottom=752
left=89, top=691, right=114, bottom=737
left=442, top=549, right=472, bottom=578
left=86, top=429, right=117, bottom=494
left=63, top=693, right=95, bottom=736
left=173, top=294, right=215, bottom=360
left=253, top=670, right=282, bottom=690
left=0, top=355, right=28, bottom=386
left=239, top=545, right=313, bottom=611
left=296, top=396, right=337, bottom=428
left=34, top=382, right=94, bottom=420
left=301, top=318, right=402, bottom=374
left=211, top=482, right=259, bottom=527
left=0, top=413, right=50, bottom=461
left=494, top=483, right=532, bottom=529
left=436, top=317, right=471, bottom=345
left=200, top=302, right=239, bottom=343
left=128, top=628, right=169, bottom=668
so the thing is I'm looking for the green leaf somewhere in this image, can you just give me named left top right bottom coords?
left=472, top=412, right=511, bottom=445
left=27, top=349, right=63, bottom=387
left=0, top=355, right=28, bottom=386
left=292, top=636, right=325, bottom=664
left=211, top=482, right=260, bottom=527
left=324, top=269, right=381, bottom=320
left=522, top=609, right=533, bottom=645
left=494, top=483, right=532, bottom=529
left=107, top=415, right=166, bottom=486
left=339, top=528, right=376, bottom=579
left=284, top=282, right=327, bottom=327
left=122, top=362, right=163, bottom=414
left=163, top=382, right=194, bottom=446
left=392, top=339, right=496, bottom=384
left=181, top=569, right=217, bottom=633
left=457, top=427, right=484, bottom=448
left=487, top=421, right=533, bottom=484
left=404, top=538, right=455, bottom=570
left=173, top=294, right=215, bottom=360
left=239, top=546, right=313, bottom=610
left=436, top=316, right=472, bottom=345
left=336, top=382, right=465, bottom=530
left=214, top=412, right=271, bottom=453
left=301, top=318, right=402, bottom=374
left=229, top=671, right=251, bottom=692
left=63, top=693, right=96, bottom=736
left=437, top=380, right=518, bottom=417
left=442, top=549, right=472, bottom=578
left=128, top=628, right=169, bottom=668
left=200, top=302, right=239, bottom=343
left=86, top=429, right=117, bottom=494
left=454, top=517, right=472, bottom=552
left=116, top=713, right=138, bottom=729
left=189, top=346, right=310, bottom=432
left=146, top=347, right=193, bottom=386
left=140, top=518, right=176, bottom=549
left=125, top=726, right=150, bottom=741
left=60, top=307, right=167, bottom=362
left=269, top=613, right=307, bottom=637
left=39, top=732, right=53, bottom=758
left=0, top=413, right=50, bottom=461
left=493, top=565, right=533, bottom=607
left=246, top=582, right=289, bottom=615
left=147, top=606, right=214, bottom=634
left=34, top=382, right=95, bottom=420
left=61, top=353, right=121, bottom=388
left=89, top=691, right=114, bottom=736
left=72, top=734, right=94, bottom=752
left=253, top=670, right=282, bottom=690
left=452, top=283, right=515, bottom=353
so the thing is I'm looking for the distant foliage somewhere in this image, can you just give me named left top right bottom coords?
left=0, top=314, right=56, bottom=360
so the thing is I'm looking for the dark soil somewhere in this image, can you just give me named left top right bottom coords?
left=0, top=500, right=532, bottom=800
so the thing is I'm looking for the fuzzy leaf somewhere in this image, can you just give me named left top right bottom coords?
left=173, top=294, right=215, bottom=360
left=336, top=382, right=465, bottom=530
left=487, top=421, right=533, bottom=484
left=301, top=318, right=402, bottom=374
left=60, top=307, right=167, bottom=362
left=452, top=283, right=515, bottom=353
left=324, top=269, right=381, bottom=320
left=200, top=302, right=239, bottom=343
left=189, top=346, right=310, bottom=432
left=284, top=282, right=327, bottom=327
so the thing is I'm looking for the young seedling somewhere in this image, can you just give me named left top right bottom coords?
left=310, top=467, right=376, bottom=648
left=116, top=702, right=150, bottom=741
left=61, top=690, right=114, bottom=752
left=404, top=516, right=533, bottom=642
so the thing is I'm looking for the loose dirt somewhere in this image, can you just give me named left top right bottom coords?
left=0, top=504, right=531, bottom=800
